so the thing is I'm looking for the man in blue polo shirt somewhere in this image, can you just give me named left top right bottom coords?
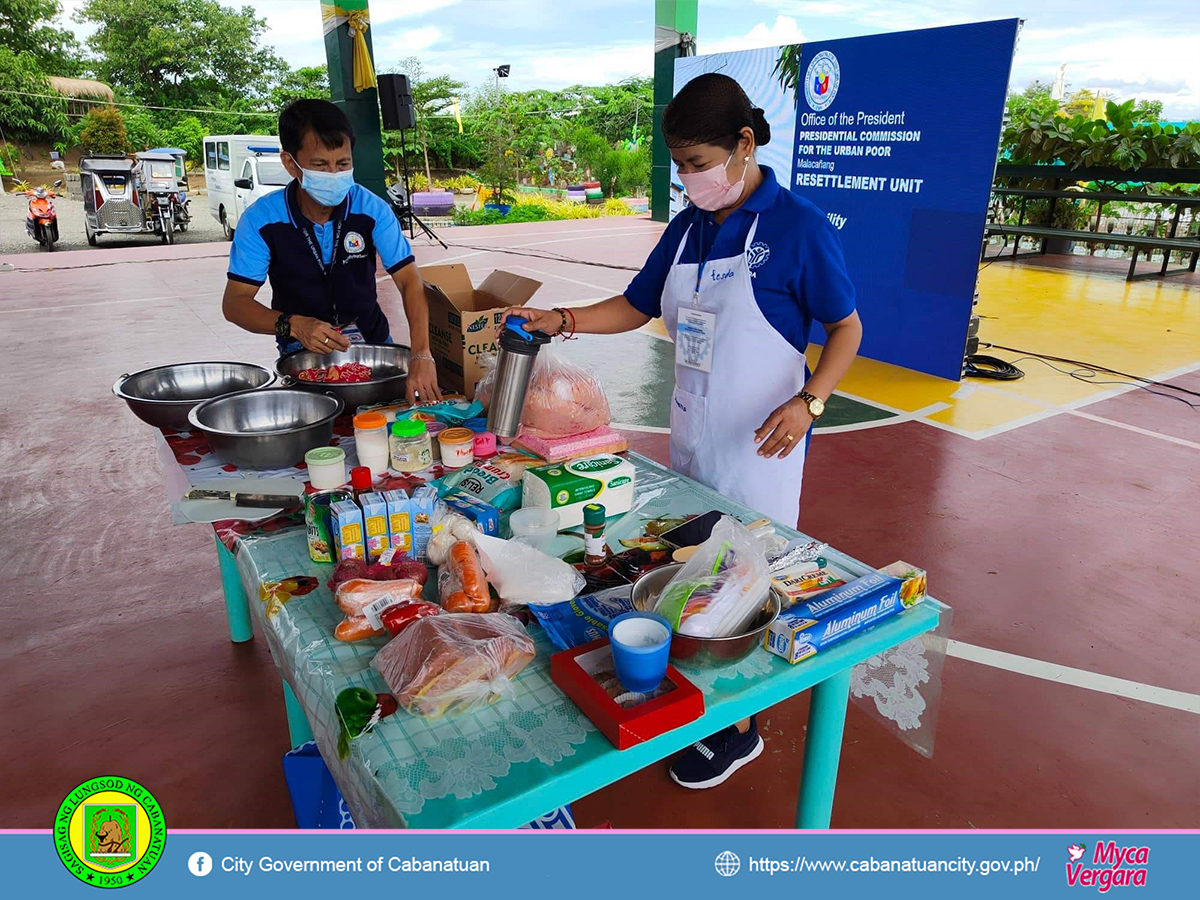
left=222, top=99, right=440, bottom=402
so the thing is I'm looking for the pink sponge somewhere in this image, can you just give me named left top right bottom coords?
left=514, top=425, right=628, bottom=463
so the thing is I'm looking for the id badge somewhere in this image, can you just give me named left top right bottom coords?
left=675, top=309, right=716, bottom=373
left=339, top=321, right=366, bottom=343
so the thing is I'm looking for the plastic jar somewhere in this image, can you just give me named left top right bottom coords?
left=389, top=419, right=432, bottom=473
left=305, top=446, right=347, bottom=490
left=473, top=430, right=497, bottom=459
left=352, top=411, right=390, bottom=475
left=438, top=427, right=476, bottom=468
left=509, top=507, right=560, bottom=553
left=426, top=422, right=447, bottom=462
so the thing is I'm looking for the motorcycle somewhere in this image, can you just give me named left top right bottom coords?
left=25, top=181, right=62, bottom=251
left=147, top=189, right=176, bottom=244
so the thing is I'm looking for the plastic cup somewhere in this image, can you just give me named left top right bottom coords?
left=508, top=507, right=560, bottom=553
left=608, top=612, right=671, bottom=694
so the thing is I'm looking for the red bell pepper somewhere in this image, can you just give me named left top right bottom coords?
left=381, top=599, right=440, bottom=637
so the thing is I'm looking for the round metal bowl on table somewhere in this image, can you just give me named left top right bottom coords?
left=112, top=362, right=276, bottom=430
left=276, top=343, right=410, bottom=410
left=187, top=388, right=344, bottom=469
left=631, top=562, right=781, bottom=667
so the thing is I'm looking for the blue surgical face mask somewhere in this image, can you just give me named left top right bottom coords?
left=293, top=158, right=355, bottom=207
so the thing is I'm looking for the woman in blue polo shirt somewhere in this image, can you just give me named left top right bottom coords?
left=507, top=74, right=863, bottom=789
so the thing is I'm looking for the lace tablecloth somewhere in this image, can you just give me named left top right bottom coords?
left=233, top=453, right=948, bottom=827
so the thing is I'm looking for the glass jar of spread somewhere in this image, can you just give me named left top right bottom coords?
left=438, top=427, right=476, bottom=468
left=389, top=419, right=432, bottom=473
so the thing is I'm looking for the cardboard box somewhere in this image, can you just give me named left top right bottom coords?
left=765, top=574, right=904, bottom=664
left=551, top=638, right=704, bottom=750
left=443, top=490, right=500, bottom=535
left=420, top=264, right=542, bottom=398
left=409, top=486, right=438, bottom=560
left=360, top=492, right=389, bottom=562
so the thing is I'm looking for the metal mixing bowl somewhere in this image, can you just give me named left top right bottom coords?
left=276, top=343, right=410, bottom=409
left=631, top=563, right=781, bottom=667
left=113, top=362, right=276, bottom=430
left=187, top=388, right=344, bottom=469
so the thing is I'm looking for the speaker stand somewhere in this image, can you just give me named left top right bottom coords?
left=397, top=128, right=448, bottom=250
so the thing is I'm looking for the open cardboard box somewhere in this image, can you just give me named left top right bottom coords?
left=420, top=264, right=543, bottom=398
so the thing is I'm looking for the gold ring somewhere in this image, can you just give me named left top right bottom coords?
left=786, top=433, right=795, bottom=442
left=323, top=336, right=330, bottom=345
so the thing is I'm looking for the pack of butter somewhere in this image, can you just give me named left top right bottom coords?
left=522, top=454, right=635, bottom=528
left=771, top=562, right=849, bottom=607
left=765, top=573, right=904, bottom=664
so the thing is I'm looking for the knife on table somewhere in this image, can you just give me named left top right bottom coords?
left=183, top=488, right=303, bottom=509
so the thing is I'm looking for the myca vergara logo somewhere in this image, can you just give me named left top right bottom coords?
left=343, top=231, right=365, bottom=254
left=1065, top=841, right=1149, bottom=892
left=805, top=50, right=840, bottom=111
left=55, top=776, right=165, bottom=888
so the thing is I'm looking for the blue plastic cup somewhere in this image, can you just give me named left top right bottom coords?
left=608, top=612, right=672, bottom=694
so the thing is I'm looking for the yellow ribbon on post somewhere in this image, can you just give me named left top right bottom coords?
left=321, top=3, right=378, bottom=93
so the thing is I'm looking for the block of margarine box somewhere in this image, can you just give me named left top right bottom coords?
left=330, top=499, right=366, bottom=562
left=880, top=560, right=927, bottom=609
left=409, top=485, right=439, bottom=560
left=383, top=489, right=412, bottom=553
left=360, top=491, right=389, bottom=562
left=522, top=454, right=635, bottom=528
left=765, top=573, right=903, bottom=664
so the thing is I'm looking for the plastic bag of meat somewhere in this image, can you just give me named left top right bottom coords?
left=476, top=348, right=610, bottom=437
left=371, top=613, right=536, bottom=717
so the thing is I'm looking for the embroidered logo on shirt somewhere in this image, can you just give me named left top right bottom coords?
left=343, top=231, right=365, bottom=254
left=746, top=241, right=771, bottom=270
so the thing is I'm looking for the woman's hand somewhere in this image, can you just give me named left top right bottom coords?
left=406, top=356, right=443, bottom=404
left=754, top=397, right=812, bottom=459
left=290, top=316, right=351, bottom=354
left=502, top=307, right=564, bottom=336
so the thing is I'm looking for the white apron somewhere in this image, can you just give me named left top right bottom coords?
left=662, top=215, right=808, bottom=525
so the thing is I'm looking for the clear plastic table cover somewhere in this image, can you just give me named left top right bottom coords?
left=234, top=452, right=949, bottom=827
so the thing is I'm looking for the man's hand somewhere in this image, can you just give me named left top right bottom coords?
left=406, top=355, right=443, bottom=404
left=502, top=306, right=563, bottom=335
left=289, top=315, right=350, bottom=354
left=754, top=397, right=813, bottom=459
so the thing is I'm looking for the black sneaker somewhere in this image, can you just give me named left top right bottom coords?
left=669, top=716, right=764, bottom=789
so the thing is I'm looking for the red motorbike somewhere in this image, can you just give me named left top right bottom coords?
left=25, top=182, right=61, bottom=251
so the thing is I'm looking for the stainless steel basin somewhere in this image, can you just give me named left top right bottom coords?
left=276, top=343, right=410, bottom=409
left=188, top=388, right=344, bottom=469
left=113, top=362, right=276, bottom=430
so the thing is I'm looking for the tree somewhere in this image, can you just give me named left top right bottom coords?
left=78, top=106, right=128, bottom=154
left=0, top=0, right=82, bottom=75
left=0, top=46, right=69, bottom=140
left=74, top=0, right=287, bottom=110
left=1061, top=88, right=1101, bottom=119
left=1132, top=99, right=1164, bottom=122
left=269, top=66, right=329, bottom=109
left=123, top=110, right=162, bottom=152
left=385, top=57, right=473, bottom=183
left=162, top=115, right=207, bottom=168
left=1006, top=80, right=1058, bottom=122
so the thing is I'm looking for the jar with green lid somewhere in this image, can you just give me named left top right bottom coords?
left=305, top=446, right=346, bottom=489
left=389, top=419, right=432, bottom=473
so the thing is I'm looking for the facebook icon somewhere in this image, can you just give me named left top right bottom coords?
left=188, top=851, right=213, bottom=877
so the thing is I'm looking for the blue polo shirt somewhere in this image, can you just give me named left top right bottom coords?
left=624, top=165, right=855, bottom=352
left=228, top=181, right=413, bottom=347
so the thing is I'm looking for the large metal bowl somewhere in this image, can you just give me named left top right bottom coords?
left=631, top=563, right=780, bottom=667
left=113, top=362, right=276, bottom=430
left=276, top=343, right=410, bottom=409
left=187, top=388, right=344, bottom=469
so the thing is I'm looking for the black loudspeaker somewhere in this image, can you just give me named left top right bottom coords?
left=378, top=73, right=416, bottom=130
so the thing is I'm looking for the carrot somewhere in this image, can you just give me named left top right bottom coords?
left=335, top=614, right=384, bottom=642
left=447, top=541, right=489, bottom=605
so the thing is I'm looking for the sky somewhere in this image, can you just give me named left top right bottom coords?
left=56, top=0, right=1200, bottom=119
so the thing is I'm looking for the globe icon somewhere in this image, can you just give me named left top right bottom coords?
left=714, top=850, right=741, bottom=877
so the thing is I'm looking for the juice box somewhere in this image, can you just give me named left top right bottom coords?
left=410, top=485, right=438, bottom=560
left=360, top=492, right=388, bottom=562
left=383, top=489, right=412, bottom=554
left=765, top=574, right=904, bottom=664
left=330, top=499, right=366, bottom=562
left=444, top=490, right=500, bottom=535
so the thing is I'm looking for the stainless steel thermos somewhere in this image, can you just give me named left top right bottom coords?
left=486, top=319, right=551, bottom=439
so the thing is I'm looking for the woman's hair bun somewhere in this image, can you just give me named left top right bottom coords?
left=751, top=107, right=771, bottom=146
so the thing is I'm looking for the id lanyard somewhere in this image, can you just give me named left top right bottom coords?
left=692, top=216, right=709, bottom=307
left=298, top=198, right=346, bottom=325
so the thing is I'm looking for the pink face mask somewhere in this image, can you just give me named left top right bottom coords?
left=679, top=151, right=746, bottom=211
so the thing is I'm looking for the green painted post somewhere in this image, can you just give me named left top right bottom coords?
left=651, top=0, right=698, bottom=222
left=322, top=0, right=388, bottom=200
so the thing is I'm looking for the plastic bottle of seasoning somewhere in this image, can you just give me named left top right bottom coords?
left=352, top=411, right=390, bottom=475
left=390, top=419, right=432, bottom=473
left=438, top=427, right=475, bottom=469
left=583, top=503, right=607, bottom=566
left=350, top=465, right=373, bottom=502
left=305, top=446, right=346, bottom=490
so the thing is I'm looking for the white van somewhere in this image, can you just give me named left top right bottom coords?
left=202, top=135, right=293, bottom=239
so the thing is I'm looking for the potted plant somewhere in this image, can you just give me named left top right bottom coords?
left=1024, top=197, right=1088, bottom=254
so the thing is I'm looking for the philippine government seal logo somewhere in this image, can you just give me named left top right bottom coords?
left=343, top=231, right=365, bottom=254
left=55, top=776, right=165, bottom=888
left=804, top=50, right=840, bottom=111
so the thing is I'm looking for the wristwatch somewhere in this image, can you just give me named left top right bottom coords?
left=274, top=313, right=292, bottom=342
left=796, top=390, right=826, bottom=420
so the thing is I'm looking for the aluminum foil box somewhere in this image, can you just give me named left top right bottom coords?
left=765, top=574, right=904, bottom=664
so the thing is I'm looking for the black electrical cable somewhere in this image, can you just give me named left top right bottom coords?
left=984, top=343, right=1200, bottom=400
left=964, top=354, right=1024, bottom=380
left=1003, top=355, right=1200, bottom=410
left=441, top=240, right=643, bottom=272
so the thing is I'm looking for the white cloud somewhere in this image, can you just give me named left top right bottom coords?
left=372, top=0, right=463, bottom=26
left=701, top=15, right=806, bottom=55
left=375, top=25, right=444, bottom=58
